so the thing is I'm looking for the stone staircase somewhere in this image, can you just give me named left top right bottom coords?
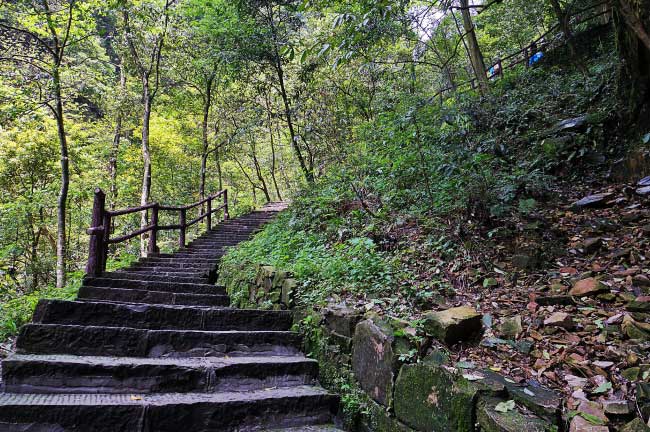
left=0, top=205, right=343, bottom=431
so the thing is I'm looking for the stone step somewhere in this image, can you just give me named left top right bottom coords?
left=82, top=277, right=225, bottom=295
left=159, top=252, right=224, bottom=259
left=143, top=255, right=221, bottom=262
left=102, top=271, right=209, bottom=285
left=190, top=237, right=252, bottom=244
left=16, top=324, right=303, bottom=358
left=128, top=261, right=217, bottom=270
left=183, top=243, right=240, bottom=250
left=0, top=386, right=338, bottom=432
left=33, top=300, right=293, bottom=331
left=77, top=286, right=229, bottom=307
left=265, top=426, right=346, bottom=431
left=123, top=266, right=214, bottom=276
left=2, top=354, right=318, bottom=394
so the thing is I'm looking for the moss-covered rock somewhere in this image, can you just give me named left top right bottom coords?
left=620, top=418, right=650, bottom=432
left=324, top=304, right=362, bottom=338
left=422, top=306, right=483, bottom=345
left=393, top=363, right=477, bottom=432
left=476, top=396, right=554, bottom=432
left=352, top=319, right=401, bottom=407
left=363, top=399, right=417, bottom=432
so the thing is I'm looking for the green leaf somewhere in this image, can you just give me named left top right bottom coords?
left=592, top=381, right=612, bottom=394
left=483, top=278, right=498, bottom=288
left=494, top=400, right=516, bottom=413
left=580, top=413, right=607, bottom=425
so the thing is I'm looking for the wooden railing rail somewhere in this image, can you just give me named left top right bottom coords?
left=85, top=188, right=229, bottom=277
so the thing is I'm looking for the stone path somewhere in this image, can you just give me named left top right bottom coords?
left=0, top=206, right=343, bottom=431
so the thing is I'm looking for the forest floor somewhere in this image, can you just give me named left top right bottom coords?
left=344, top=171, right=650, bottom=420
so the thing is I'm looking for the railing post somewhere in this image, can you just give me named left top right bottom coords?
left=223, top=189, right=230, bottom=221
left=524, top=47, right=530, bottom=67
left=148, top=203, right=159, bottom=255
left=179, top=208, right=186, bottom=248
left=206, top=197, right=212, bottom=231
left=497, top=59, right=503, bottom=78
left=86, top=188, right=106, bottom=277
left=102, top=211, right=111, bottom=273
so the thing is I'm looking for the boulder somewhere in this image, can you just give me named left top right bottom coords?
left=364, top=399, right=417, bottom=432
left=569, top=415, right=608, bottom=432
left=512, top=254, right=533, bottom=270
left=572, top=193, right=613, bottom=210
left=637, top=186, right=650, bottom=196
left=640, top=176, right=650, bottom=187
left=324, top=304, right=362, bottom=338
left=627, top=297, right=650, bottom=313
left=570, top=278, right=609, bottom=297
left=633, top=275, right=650, bottom=288
left=551, top=115, right=589, bottom=133
left=581, top=238, right=603, bottom=254
left=481, top=370, right=562, bottom=421
left=602, top=399, right=631, bottom=416
left=620, top=418, right=650, bottom=432
left=544, top=312, right=574, bottom=329
left=498, top=316, right=523, bottom=339
left=576, top=400, right=608, bottom=425
left=622, top=315, right=650, bottom=341
left=281, top=278, right=298, bottom=306
left=393, top=363, right=477, bottom=432
left=352, top=319, right=400, bottom=407
left=422, top=306, right=483, bottom=345
left=476, top=396, right=553, bottom=432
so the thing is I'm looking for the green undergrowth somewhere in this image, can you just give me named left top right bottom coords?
left=0, top=253, right=137, bottom=343
left=0, top=272, right=81, bottom=342
left=220, top=210, right=406, bottom=308
left=221, top=38, right=625, bottom=313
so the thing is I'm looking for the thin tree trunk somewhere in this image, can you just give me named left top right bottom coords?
left=459, top=0, right=489, bottom=94
left=200, top=74, right=215, bottom=209
left=250, top=137, right=272, bottom=203
left=110, top=64, right=126, bottom=210
left=276, top=59, right=312, bottom=183
left=52, top=65, right=69, bottom=289
left=264, top=91, right=282, bottom=201
left=215, top=146, right=223, bottom=191
left=140, top=75, right=152, bottom=256
left=266, top=4, right=313, bottom=183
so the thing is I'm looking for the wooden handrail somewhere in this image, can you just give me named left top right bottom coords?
left=85, top=188, right=229, bottom=277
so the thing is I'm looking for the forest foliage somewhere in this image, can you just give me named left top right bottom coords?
left=1, top=0, right=647, bottom=338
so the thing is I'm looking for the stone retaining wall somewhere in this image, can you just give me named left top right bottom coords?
left=222, top=264, right=298, bottom=310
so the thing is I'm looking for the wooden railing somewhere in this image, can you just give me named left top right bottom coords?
left=434, top=1, right=611, bottom=102
left=85, top=189, right=229, bottom=277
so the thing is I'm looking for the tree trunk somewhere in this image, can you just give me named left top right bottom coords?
left=110, top=64, right=126, bottom=210
left=251, top=141, right=272, bottom=203
left=215, top=146, right=223, bottom=191
left=264, top=91, right=283, bottom=201
left=265, top=4, right=313, bottom=184
left=275, top=58, right=313, bottom=183
left=200, top=75, right=214, bottom=208
left=459, top=0, right=489, bottom=94
left=549, top=0, right=579, bottom=60
left=140, top=75, right=153, bottom=256
left=53, top=66, right=69, bottom=289
left=616, top=0, right=650, bottom=119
